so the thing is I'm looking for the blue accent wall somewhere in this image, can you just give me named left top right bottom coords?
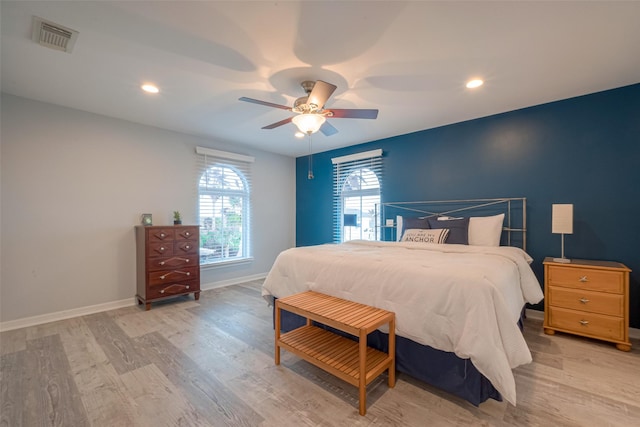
left=296, top=83, right=640, bottom=328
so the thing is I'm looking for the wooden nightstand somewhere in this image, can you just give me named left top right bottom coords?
left=543, top=257, right=631, bottom=351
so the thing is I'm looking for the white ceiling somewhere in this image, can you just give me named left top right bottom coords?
left=2, top=1, right=639, bottom=157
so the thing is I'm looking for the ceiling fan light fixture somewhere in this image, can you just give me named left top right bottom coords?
left=141, top=83, right=160, bottom=94
left=292, top=113, right=326, bottom=134
left=466, top=79, right=483, bottom=89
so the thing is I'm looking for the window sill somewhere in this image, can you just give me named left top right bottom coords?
left=200, top=257, right=254, bottom=269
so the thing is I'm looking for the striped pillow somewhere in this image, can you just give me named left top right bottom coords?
left=401, top=228, right=450, bottom=244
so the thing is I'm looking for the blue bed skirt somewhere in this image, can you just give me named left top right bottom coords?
left=276, top=306, right=504, bottom=406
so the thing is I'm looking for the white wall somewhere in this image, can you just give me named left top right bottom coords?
left=0, top=94, right=296, bottom=324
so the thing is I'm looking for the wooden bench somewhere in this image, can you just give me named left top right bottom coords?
left=275, top=291, right=395, bottom=415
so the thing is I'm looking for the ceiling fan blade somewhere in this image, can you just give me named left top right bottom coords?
left=320, top=121, right=339, bottom=136
left=262, top=116, right=293, bottom=129
left=239, top=97, right=291, bottom=111
left=307, top=80, right=337, bottom=109
left=329, top=108, right=379, bottom=119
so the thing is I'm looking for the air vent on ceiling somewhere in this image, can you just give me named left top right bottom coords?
left=32, top=16, right=78, bottom=53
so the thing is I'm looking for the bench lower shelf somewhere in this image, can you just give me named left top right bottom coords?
left=279, top=325, right=393, bottom=387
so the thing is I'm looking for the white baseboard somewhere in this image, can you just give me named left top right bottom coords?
left=526, top=308, right=640, bottom=340
left=0, top=298, right=136, bottom=332
left=201, top=273, right=267, bottom=291
left=0, top=273, right=268, bottom=332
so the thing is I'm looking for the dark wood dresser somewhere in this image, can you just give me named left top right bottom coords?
left=135, top=225, right=200, bottom=310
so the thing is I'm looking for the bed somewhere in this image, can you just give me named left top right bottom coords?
left=262, top=198, right=543, bottom=406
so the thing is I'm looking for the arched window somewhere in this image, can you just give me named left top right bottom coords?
left=340, top=167, right=381, bottom=242
left=199, top=163, right=250, bottom=265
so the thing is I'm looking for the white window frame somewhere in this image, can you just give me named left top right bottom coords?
left=332, top=149, right=383, bottom=243
left=196, top=146, right=253, bottom=266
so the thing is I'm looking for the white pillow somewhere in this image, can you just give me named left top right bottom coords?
left=468, top=214, right=505, bottom=247
left=401, top=228, right=450, bottom=244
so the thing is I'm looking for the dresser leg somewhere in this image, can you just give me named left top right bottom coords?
left=194, top=291, right=200, bottom=301
left=145, top=303, right=151, bottom=311
left=616, top=343, right=631, bottom=352
left=543, top=328, right=555, bottom=335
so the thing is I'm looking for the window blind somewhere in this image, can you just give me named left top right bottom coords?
left=332, top=149, right=383, bottom=243
left=195, top=146, right=253, bottom=265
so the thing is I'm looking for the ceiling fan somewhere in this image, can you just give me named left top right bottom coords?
left=239, top=80, right=378, bottom=136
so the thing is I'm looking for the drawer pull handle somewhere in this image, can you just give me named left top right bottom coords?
left=186, top=285, right=190, bottom=290
left=579, top=297, right=590, bottom=304
left=579, top=320, right=589, bottom=326
left=160, top=233, right=165, bottom=238
left=185, top=245, right=191, bottom=249
left=159, top=257, right=189, bottom=266
left=160, top=289, right=165, bottom=294
left=160, top=270, right=190, bottom=280
left=159, top=247, right=165, bottom=251
left=578, top=276, right=588, bottom=282
left=185, top=232, right=190, bottom=236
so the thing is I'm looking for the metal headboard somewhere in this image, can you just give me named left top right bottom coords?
left=375, top=197, right=527, bottom=250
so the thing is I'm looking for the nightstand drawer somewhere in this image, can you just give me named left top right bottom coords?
left=548, top=306, right=625, bottom=341
left=547, top=265, right=623, bottom=293
left=548, top=286, right=624, bottom=316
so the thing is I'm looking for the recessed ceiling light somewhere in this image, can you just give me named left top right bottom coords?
left=295, top=131, right=305, bottom=138
left=466, top=79, right=483, bottom=89
left=141, top=84, right=159, bottom=94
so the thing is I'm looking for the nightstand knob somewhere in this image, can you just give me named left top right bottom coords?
left=578, top=276, right=588, bottom=282
left=185, top=232, right=190, bottom=236
left=160, top=233, right=165, bottom=238
left=186, top=285, right=190, bottom=289
left=160, top=290, right=165, bottom=294
left=579, top=320, right=589, bottom=326
left=579, top=297, right=590, bottom=304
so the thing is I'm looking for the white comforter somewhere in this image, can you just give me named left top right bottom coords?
left=262, top=240, right=544, bottom=405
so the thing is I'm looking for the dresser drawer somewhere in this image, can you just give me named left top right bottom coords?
left=548, top=306, right=625, bottom=341
left=147, top=241, right=175, bottom=257
left=147, top=228, right=175, bottom=242
left=548, top=286, right=624, bottom=316
left=148, top=266, right=199, bottom=286
left=175, top=227, right=198, bottom=241
left=547, top=265, right=623, bottom=293
left=148, top=255, right=199, bottom=272
left=147, top=281, right=200, bottom=300
left=175, top=240, right=198, bottom=255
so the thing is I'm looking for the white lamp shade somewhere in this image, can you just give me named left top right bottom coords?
left=552, top=204, right=573, bottom=234
left=292, top=114, right=326, bottom=134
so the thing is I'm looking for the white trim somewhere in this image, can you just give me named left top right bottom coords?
left=526, top=309, right=544, bottom=321
left=0, top=272, right=268, bottom=332
left=0, top=298, right=135, bottom=332
left=331, top=149, right=382, bottom=165
left=200, top=257, right=254, bottom=270
left=196, top=146, right=255, bottom=163
left=200, top=272, right=267, bottom=291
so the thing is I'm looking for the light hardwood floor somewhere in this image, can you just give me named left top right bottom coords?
left=1, top=280, right=639, bottom=426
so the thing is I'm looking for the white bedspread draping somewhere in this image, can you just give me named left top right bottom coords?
left=262, top=240, right=544, bottom=405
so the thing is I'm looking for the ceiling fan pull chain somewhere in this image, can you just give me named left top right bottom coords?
left=308, top=133, right=314, bottom=180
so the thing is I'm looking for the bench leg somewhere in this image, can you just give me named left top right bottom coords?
left=275, top=304, right=281, bottom=365
left=388, top=316, right=396, bottom=388
left=359, top=330, right=367, bottom=415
